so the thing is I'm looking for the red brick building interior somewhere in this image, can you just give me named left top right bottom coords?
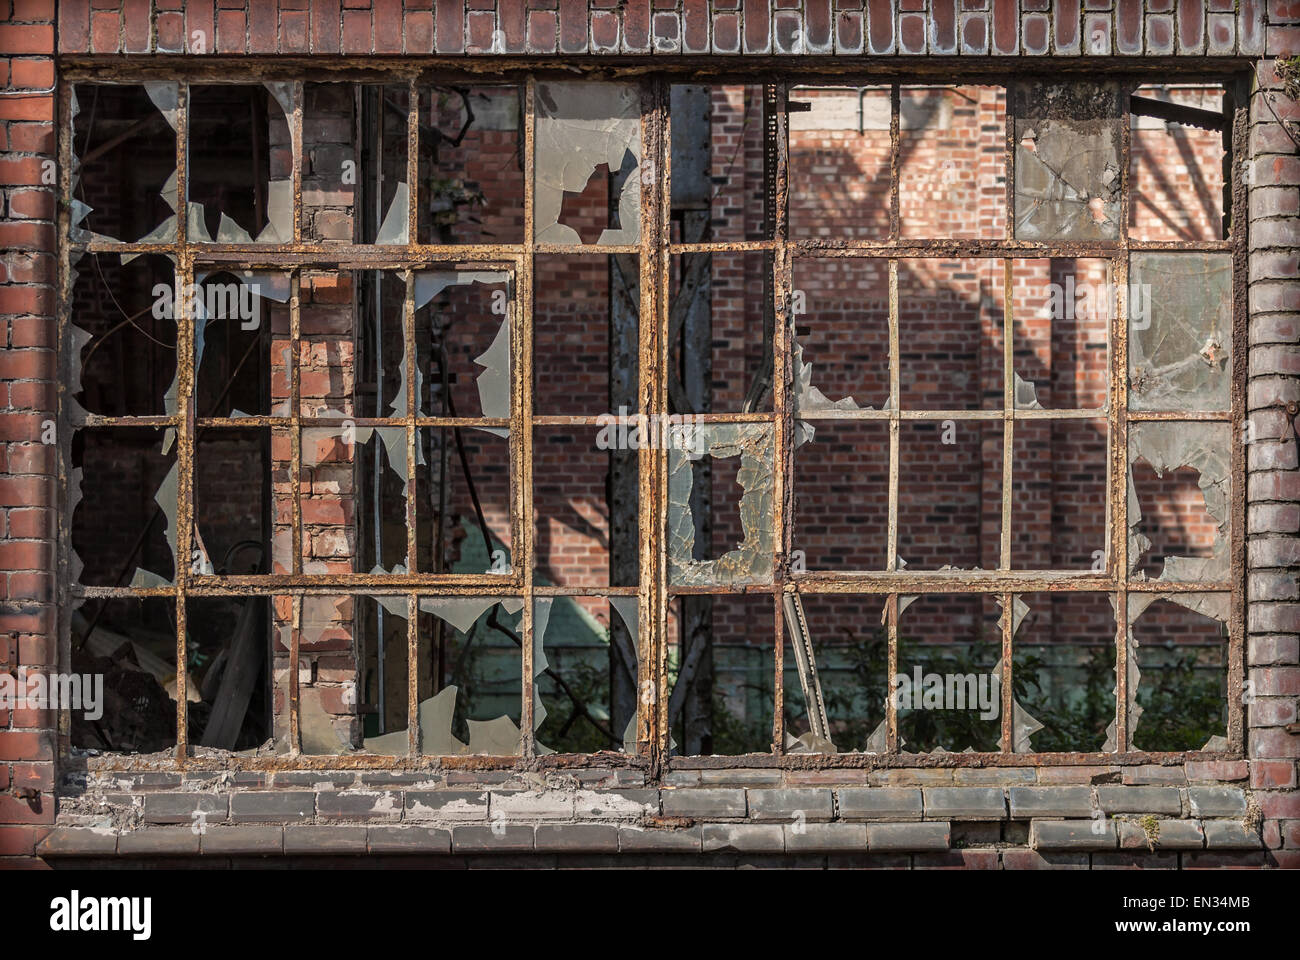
left=67, top=79, right=1230, bottom=762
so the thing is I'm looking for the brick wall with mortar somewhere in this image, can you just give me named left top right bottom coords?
left=1, top=0, right=1297, bottom=868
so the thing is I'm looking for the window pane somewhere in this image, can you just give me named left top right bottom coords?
left=534, top=81, right=641, bottom=245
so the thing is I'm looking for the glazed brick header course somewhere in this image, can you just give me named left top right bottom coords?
left=45, top=0, right=1296, bottom=60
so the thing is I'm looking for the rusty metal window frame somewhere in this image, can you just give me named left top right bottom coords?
left=54, top=66, right=1247, bottom=774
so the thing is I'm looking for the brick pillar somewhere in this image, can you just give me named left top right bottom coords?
left=0, top=7, right=57, bottom=866
left=1245, top=53, right=1300, bottom=869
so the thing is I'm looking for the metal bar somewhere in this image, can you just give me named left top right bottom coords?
left=407, top=79, right=419, bottom=246
left=668, top=241, right=777, bottom=253
left=55, top=78, right=76, bottom=762
left=72, top=746, right=1239, bottom=776
left=292, top=82, right=303, bottom=246
left=1001, top=591, right=1014, bottom=753
left=889, top=84, right=900, bottom=242
left=885, top=593, right=899, bottom=752
left=67, top=237, right=1236, bottom=259
left=173, top=244, right=196, bottom=759
left=403, top=270, right=417, bottom=572
left=1112, top=256, right=1131, bottom=754
left=886, top=259, right=900, bottom=572
left=646, top=78, right=670, bottom=767
left=518, top=77, right=537, bottom=757
left=1227, top=79, right=1249, bottom=754
left=792, top=240, right=1233, bottom=256
left=72, top=574, right=1237, bottom=599
left=289, top=594, right=301, bottom=753
left=290, top=273, right=302, bottom=575
left=1001, top=258, right=1014, bottom=571
left=1004, top=83, right=1014, bottom=242
left=70, top=582, right=1234, bottom=601
left=407, top=593, right=419, bottom=757
left=1113, top=82, right=1134, bottom=755
left=771, top=80, right=791, bottom=756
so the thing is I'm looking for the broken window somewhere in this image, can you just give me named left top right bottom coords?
left=900, top=85, right=1006, bottom=240
left=188, top=84, right=295, bottom=243
left=1012, top=419, right=1110, bottom=570
left=1129, top=84, right=1228, bottom=242
left=1011, top=593, right=1117, bottom=753
left=788, top=85, right=891, bottom=242
left=895, top=594, right=1004, bottom=754
left=534, top=81, right=640, bottom=246
left=1129, top=252, right=1233, bottom=412
left=793, top=420, right=890, bottom=571
left=782, top=595, right=888, bottom=754
left=69, top=254, right=178, bottom=417
left=1012, top=81, right=1123, bottom=242
left=668, top=251, right=774, bottom=415
left=420, top=85, right=526, bottom=245
left=60, top=71, right=1242, bottom=766
left=534, top=254, right=633, bottom=416
left=670, top=593, right=776, bottom=756
left=71, top=84, right=179, bottom=245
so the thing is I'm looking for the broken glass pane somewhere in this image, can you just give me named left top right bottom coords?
left=71, top=427, right=176, bottom=587
left=70, top=254, right=177, bottom=417
left=188, top=84, right=295, bottom=243
left=195, top=427, right=277, bottom=578
left=897, top=419, right=1002, bottom=570
left=305, top=269, right=371, bottom=418
left=415, top=269, right=512, bottom=419
left=1128, top=421, right=1231, bottom=583
left=420, top=84, right=525, bottom=244
left=896, top=594, right=1002, bottom=753
left=534, top=81, right=641, bottom=246
left=1128, top=252, right=1232, bottom=413
left=1011, top=592, right=1116, bottom=752
left=900, top=85, right=1006, bottom=240
left=1126, top=593, right=1229, bottom=752
left=782, top=594, right=888, bottom=753
left=416, top=426, right=512, bottom=575
left=359, top=84, right=412, bottom=244
left=1011, top=258, right=1111, bottom=411
left=669, top=593, right=774, bottom=756
left=790, top=257, right=890, bottom=414
left=668, top=250, right=774, bottom=415
left=532, top=425, right=636, bottom=588
left=1129, top=84, right=1226, bottom=242
left=71, top=83, right=178, bottom=244
left=403, top=597, right=526, bottom=756
left=70, top=597, right=178, bottom=755
left=296, top=595, right=406, bottom=756
left=1012, top=419, right=1109, bottom=570
left=793, top=420, right=889, bottom=571
left=193, top=269, right=291, bottom=418
left=899, top=258, right=1003, bottom=411
left=534, top=596, right=640, bottom=754
left=1012, top=81, right=1122, bottom=242
left=668, top=423, right=774, bottom=587
left=789, top=85, right=890, bottom=242
left=187, top=597, right=272, bottom=753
